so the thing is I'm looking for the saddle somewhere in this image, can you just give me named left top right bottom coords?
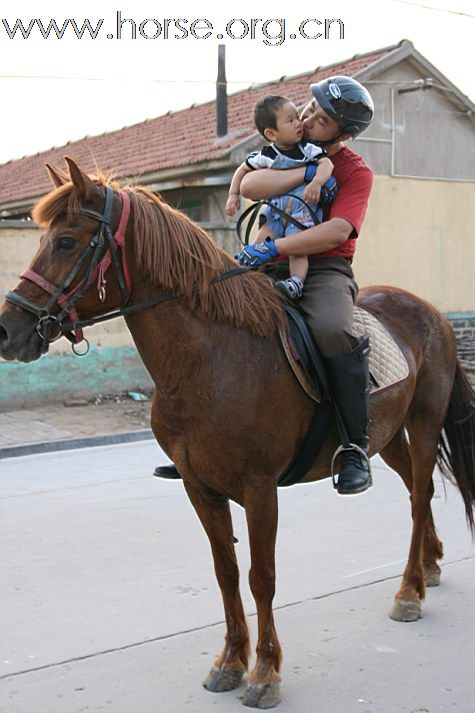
left=281, top=305, right=409, bottom=404
left=277, top=303, right=409, bottom=487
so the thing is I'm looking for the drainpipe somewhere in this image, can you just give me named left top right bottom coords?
left=216, top=44, right=228, bottom=137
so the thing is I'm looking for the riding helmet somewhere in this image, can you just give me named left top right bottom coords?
left=310, top=76, right=374, bottom=138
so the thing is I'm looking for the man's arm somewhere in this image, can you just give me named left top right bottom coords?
left=236, top=217, right=352, bottom=268
left=276, top=217, right=352, bottom=256
left=241, top=166, right=306, bottom=200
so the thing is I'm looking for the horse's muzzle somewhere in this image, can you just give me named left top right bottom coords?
left=0, top=301, right=45, bottom=362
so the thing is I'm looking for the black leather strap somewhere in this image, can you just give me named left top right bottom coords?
left=236, top=193, right=321, bottom=247
left=278, top=400, right=332, bottom=487
left=58, top=266, right=255, bottom=332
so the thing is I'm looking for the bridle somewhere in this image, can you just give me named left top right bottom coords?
left=5, top=187, right=131, bottom=355
left=5, top=185, right=252, bottom=356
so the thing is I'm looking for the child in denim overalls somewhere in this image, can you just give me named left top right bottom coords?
left=226, top=95, right=337, bottom=299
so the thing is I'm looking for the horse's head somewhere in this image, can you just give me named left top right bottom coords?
left=0, top=158, right=131, bottom=363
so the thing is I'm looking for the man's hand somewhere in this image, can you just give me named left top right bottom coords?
left=225, top=194, right=240, bottom=218
left=236, top=238, right=279, bottom=267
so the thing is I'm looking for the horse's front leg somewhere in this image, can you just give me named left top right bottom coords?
left=242, top=482, right=282, bottom=709
left=183, top=480, right=250, bottom=692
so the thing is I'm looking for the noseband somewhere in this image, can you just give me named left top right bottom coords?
left=5, top=187, right=131, bottom=355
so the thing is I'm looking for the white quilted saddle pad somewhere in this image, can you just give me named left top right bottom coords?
left=353, top=306, right=409, bottom=393
left=279, top=307, right=409, bottom=403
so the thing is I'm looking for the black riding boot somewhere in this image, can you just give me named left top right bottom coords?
left=153, top=464, right=181, bottom=479
left=326, top=336, right=372, bottom=495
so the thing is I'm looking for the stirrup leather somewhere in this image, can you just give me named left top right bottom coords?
left=330, top=443, right=373, bottom=490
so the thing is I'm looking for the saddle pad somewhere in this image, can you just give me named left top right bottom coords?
left=353, top=307, right=409, bottom=392
left=280, top=306, right=409, bottom=403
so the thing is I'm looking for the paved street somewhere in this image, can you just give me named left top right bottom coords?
left=1, top=442, right=474, bottom=712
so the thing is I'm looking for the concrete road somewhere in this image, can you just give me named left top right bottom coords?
left=1, top=442, right=474, bottom=713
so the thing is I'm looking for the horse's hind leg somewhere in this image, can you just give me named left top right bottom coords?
left=183, top=481, right=250, bottom=692
left=380, top=427, right=444, bottom=592
left=242, top=482, right=282, bottom=709
left=380, top=426, right=444, bottom=621
left=385, top=374, right=449, bottom=621
left=423, top=506, right=444, bottom=587
left=415, top=506, right=443, bottom=586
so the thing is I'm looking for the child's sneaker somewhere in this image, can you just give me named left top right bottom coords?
left=275, top=276, right=304, bottom=300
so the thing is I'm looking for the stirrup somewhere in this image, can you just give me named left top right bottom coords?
left=330, top=443, right=372, bottom=490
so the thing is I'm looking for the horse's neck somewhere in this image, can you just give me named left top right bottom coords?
left=124, top=303, right=212, bottom=392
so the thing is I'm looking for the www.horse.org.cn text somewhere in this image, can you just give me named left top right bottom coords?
left=1, top=15, right=345, bottom=45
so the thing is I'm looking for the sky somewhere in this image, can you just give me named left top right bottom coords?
left=1, top=0, right=474, bottom=166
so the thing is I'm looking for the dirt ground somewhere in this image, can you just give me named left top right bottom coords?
left=0, top=392, right=154, bottom=449
left=39, top=393, right=153, bottom=436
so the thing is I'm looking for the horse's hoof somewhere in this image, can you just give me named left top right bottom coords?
left=203, top=666, right=244, bottom=693
left=424, top=568, right=441, bottom=587
left=389, top=599, right=422, bottom=622
left=242, top=682, right=281, bottom=709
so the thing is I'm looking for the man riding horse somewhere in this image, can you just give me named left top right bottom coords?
left=155, top=75, right=375, bottom=495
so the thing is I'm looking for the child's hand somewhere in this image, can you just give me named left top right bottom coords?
left=225, top=194, right=240, bottom=218
left=303, top=180, right=322, bottom=205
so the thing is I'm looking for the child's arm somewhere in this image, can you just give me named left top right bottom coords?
left=303, top=157, right=333, bottom=205
left=225, top=163, right=253, bottom=217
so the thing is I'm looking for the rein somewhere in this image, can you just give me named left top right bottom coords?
left=58, top=266, right=254, bottom=334
left=6, top=186, right=254, bottom=356
left=236, top=193, right=321, bottom=247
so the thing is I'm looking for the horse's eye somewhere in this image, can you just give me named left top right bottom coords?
left=57, top=236, right=75, bottom=251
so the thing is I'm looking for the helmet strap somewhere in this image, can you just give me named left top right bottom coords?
left=314, top=131, right=345, bottom=147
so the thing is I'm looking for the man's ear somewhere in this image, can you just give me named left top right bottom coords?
left=339, top=133, right=352, bottom=143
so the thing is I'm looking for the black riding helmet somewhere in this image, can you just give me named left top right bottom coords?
left=310, top=76, right=374, bottom=139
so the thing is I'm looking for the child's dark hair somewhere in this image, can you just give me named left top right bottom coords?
left=253, top=95, right=290, bottom=138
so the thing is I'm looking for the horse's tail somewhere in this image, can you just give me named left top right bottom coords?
left=437, top=360, right=475, bottom=532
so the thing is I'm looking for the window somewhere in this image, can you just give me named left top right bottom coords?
left=180, top=198, right=202, bottom=222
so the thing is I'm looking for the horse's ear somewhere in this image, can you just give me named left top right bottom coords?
left=64, top=156, right=97, bottom=200
left=45, top=163, right=67, bottom=188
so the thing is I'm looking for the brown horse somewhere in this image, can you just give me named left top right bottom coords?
left=1, top=158, right=474, bottom=709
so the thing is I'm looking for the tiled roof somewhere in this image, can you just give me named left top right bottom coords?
left=0, top=44, right=398, bottom=209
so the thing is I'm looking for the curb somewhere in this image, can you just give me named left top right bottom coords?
left=0, top=429, right=155, bottom=460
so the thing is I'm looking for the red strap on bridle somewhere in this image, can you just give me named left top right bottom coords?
left=95, top=191, right=132, bottom=297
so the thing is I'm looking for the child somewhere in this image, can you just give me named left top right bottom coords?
left=226, top=95, right=336, bottom=299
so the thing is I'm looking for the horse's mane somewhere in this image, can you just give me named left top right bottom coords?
left=33, top=172, right=286, bottom=338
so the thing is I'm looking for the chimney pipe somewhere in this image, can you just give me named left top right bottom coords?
left=216, top=44, right=228, bottom=137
